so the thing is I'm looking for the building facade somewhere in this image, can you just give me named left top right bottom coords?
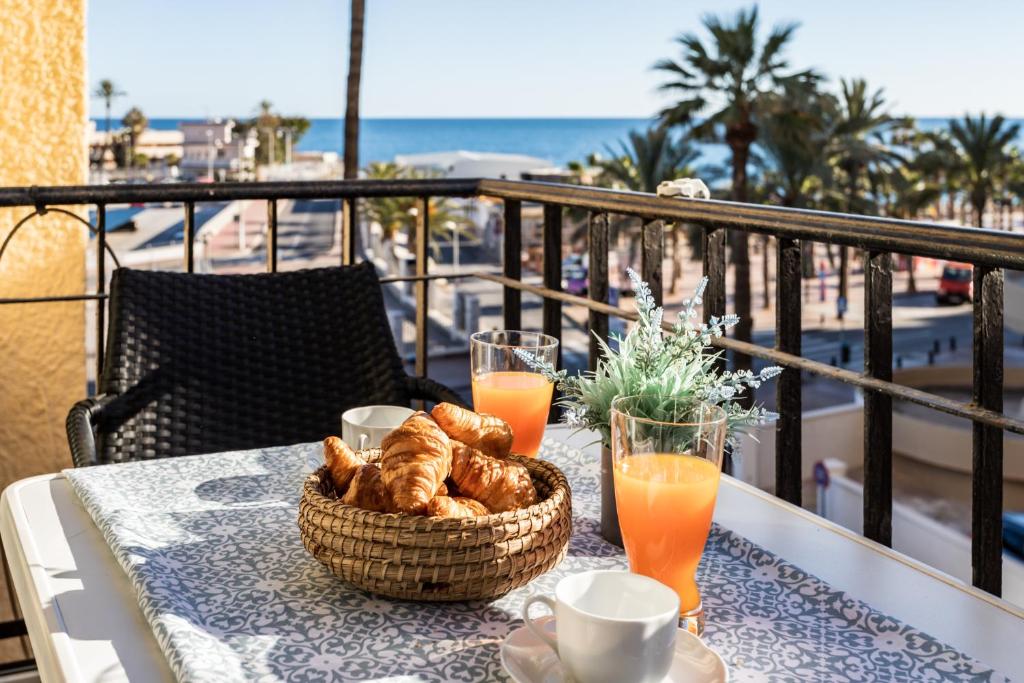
left=179, top=120, right=257, bottom=181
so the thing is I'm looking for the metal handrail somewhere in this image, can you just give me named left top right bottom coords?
left=0, top=178, right=1013, bottom=596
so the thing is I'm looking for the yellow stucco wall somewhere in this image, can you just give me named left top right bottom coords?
left=0, top=0, right=87, bottom=484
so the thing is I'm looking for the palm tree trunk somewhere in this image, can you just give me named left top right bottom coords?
left=343, top=0, right=365, bottom=180
left=104, top=100, right=112, bottom=169
left=973, top=195, right=986, bottom=228
left=906, top=255, right=917, bottom=293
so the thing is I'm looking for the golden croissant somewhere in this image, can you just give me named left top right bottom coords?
left=341, top=463, right=391, bottom=513
left=431, top=403, right=513, bottom=458
left=450, top=441, right=537, bottom=512
left=323, top=436, right=365, bottom=490
left=380, top=412, right=452, bottom=514
left=426, top=495, right=490, bottom=518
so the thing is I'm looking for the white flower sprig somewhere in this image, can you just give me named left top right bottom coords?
left=515, top=268, right=781, bottom=446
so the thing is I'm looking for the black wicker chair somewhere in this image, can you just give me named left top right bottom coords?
left=66, top=262, right=466, bottom=467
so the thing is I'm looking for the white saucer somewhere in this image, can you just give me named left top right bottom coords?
left=500, top=615, right=728, bottom=683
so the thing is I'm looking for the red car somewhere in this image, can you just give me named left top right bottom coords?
left=936, top=262, right=972, bottom=305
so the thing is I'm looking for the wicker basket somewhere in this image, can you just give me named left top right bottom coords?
left=298, top=449, right=572, bottom=601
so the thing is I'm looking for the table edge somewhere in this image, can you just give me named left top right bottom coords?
left=1, top=474, right=77, bottom=683
left=721, top=474, right=1024, bottom=620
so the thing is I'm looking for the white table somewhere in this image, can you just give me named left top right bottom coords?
left=2, top=426, right=1021, bottom=682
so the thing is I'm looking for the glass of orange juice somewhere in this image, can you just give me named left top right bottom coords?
left=610, top=395, right=728, bottom=636
left=470, top=331, right=558, bottom=457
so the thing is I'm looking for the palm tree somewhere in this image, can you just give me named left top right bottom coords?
left=92, top=79, right=125, bottom=167
left=121, top=106, right=148, bottom=168
left=362, top=162, right=469, bottom=256
left=1003, top=152, right=1024, bottom=229
left=880, top=165, right=940, bottom=292
left=655, top=6, right=814, bottom=381
left=756, top=78, right=835, bottom=287
left=590, top=125, right=700, bottom=293
left=948, top=113, right=1021, bottom=227
left=825, top=78, right=905, bottom=305
left=911, top=128, right=962, bottom=221
left=344, top=0, right=365, bottom=180
left=758, top=80, right=833, bottom=208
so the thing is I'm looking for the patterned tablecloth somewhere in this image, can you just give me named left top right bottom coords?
left=64, top=437, right=1009, bottom=682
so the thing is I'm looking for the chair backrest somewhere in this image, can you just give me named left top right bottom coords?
left=94, top=263, right=411, bottom=463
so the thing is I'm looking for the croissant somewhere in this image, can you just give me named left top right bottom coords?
left=450, top=441, right=537, bottom=512
left=340, top=464, right=391, bottom=512
left=426, top=495, right=490, bottom=518
left=380, top=412, right=452, bottom=514
left=323, top=436, right=365, bottom=490
left=431, top=403, right=513, bottom=458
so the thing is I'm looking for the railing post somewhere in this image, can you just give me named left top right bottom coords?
left=702, top=225, right=726, bottom=374
left=863, top=250, right=893, bottom=545
left=543, top=204, right=563, bottom=423
left=503, top=199, right=522, bottom=330
left=543, top=204, right=563, bottom=370
left=775, top=237, right=802, bottom=504
left=266, top=199, right=278, bottom=272
left=973, top=265, right=1003, bottom=595
left=183, top=201, right=195, bottom=273
left=341, top=197, right=356, bottom=266
left=641, top=220, right=664, bottom=307
left=95, top=204, right=107, bottom=381
left=415, top=197, right=430, bottom=380
left=588, top=212, right=609, bottom=372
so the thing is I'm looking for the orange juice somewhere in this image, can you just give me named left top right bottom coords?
left=472, top=371, right=553, bottom=457
left=613, top=453, right=720, bottom=611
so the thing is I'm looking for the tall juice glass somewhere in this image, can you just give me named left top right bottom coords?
left=470, top=331, right=558, bottom=457
left=610, top=396, right=727, bottom=636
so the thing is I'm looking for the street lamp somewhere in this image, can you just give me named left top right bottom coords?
left=445, top=220, right=459, bottom=272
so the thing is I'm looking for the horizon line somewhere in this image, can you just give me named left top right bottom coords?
left=88, top=113, right=1024, bottom=122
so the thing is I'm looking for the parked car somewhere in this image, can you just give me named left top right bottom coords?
left=562, top=254, right=588, bottom=296
left=936, top=262, right=972, bottom=305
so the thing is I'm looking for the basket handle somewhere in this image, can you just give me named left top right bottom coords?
left=521, top=594, right=558, bottom=654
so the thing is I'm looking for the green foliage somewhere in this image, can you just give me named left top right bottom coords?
left=361, top=162, right=471, bottom=249
left=756, top=76, right=835, bottom=208
left=592, top=125, right=698, bottom=193
left=948, top=113, right=1021, bottom=225
left=92, top=79, right=125, bottom=111
left=825, top=78, right=908, bottom=215
left=121, top=106, right=148, bottom=168
left=517, top=270, right=780, bottom=447
left=654, top=5, right=816, bottom=163
left=234, top=101, right=311, bottom=166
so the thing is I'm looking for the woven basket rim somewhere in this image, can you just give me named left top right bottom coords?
left=302, top=451, right=569, bottom=529
left=298, top=449, right=573, bottom=601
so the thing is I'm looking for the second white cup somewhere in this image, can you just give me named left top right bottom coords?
left=521, top=570, right=679, bottom=683
left=341, top=405, right=414, bottom=451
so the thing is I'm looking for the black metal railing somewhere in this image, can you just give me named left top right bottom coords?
left=2, top=178, right=1022, bottom=598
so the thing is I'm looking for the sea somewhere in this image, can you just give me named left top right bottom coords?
left=97, top=117, right=1019, bottom=169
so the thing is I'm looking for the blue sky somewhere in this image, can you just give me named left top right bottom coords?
left=88, top=0, right=1024, bottom=119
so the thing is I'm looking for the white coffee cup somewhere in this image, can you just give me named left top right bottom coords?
left=521, top=571, right=679, bottom=683
left=341, top=405, right=415, bottom=451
